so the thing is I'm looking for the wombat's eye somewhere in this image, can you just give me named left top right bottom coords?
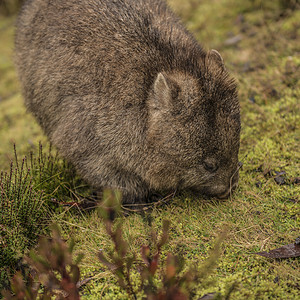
left=203, top=159, right=219, bottom=173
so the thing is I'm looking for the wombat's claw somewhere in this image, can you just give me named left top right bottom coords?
left=121, top=192, right=174, bottom=213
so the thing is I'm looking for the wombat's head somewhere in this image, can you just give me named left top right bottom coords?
left=147, top=50, right=240, bottom=199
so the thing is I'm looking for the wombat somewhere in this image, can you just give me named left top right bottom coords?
left=15, top=0, right=241, bottom=204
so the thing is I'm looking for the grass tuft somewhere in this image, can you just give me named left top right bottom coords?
left=0, top=144, right=90, bottom=293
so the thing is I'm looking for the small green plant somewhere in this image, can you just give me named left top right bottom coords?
left=0, top=157, right=46, bottom=292
left=0, top=143, right=90, bottom=293
left=28, top=143, right=91, bottom=207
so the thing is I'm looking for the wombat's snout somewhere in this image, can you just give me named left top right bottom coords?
left=214, top=182, right=238, bottom=199
left=205, top=167, right=239, bottom=199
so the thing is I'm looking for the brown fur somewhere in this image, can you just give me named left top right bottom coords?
left=15, top=0, right=241, bottom=203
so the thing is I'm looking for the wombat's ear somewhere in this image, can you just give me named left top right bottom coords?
left=206, top=49, right=225, bottom=70
left=152, top=73, right=171, bottom=109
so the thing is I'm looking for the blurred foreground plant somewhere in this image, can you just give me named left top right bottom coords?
left=248, top=0, right=299, bottom=10
left=279, top=0, right=299, bottom=9
left=2, top=225, right=83, bottom=300
left=2, top=189, right=231, bottom=299
left=98, top=190, right=228, bottom=300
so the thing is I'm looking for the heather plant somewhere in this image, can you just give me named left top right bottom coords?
left=97, top=190, right=229, bottom=299
left=2, top=225, right=83, bottom=300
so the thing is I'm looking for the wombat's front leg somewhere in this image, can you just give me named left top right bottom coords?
left=121, top=189, right=152, bottom=205
left=93, top=169, right=152, bottom=206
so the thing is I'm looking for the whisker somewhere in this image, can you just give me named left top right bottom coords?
left=229, top=152, right=250, bottom=199
left=122, top=190, right=177, bottom=212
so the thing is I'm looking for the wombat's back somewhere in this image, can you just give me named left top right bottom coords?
left=15, top=0, right=204, bottom=151
left=15, top=0, right=204, bottom=111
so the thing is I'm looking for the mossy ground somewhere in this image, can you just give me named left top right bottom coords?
left=0, top=0, right=299, bottom=299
